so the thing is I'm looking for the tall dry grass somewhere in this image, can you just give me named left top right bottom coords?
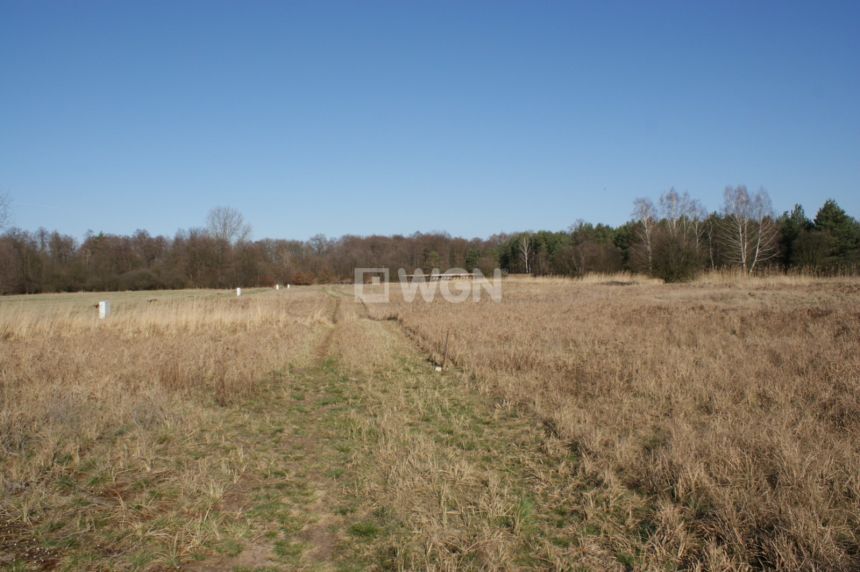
left=505, top=272, right=663, bottom=286
left=0, top=288, right=330, bottom=339
left=0, top=288, right=331, bottom=568
left=370, top=277, right=860, bottom=570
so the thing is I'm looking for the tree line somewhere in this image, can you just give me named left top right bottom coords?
left=0, top=190, right=858, bottom=294
left=500, top=188, right=858, bottom=281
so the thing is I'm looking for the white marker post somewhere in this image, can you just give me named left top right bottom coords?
left=287, top=284, right=291, bottom=289
left=98, top=300, right=111, bottom=320
left=275, top=284, right=280, bottom=290
left=236, top=287, right=242, bottom=297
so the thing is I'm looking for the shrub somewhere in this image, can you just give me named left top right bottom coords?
left=652, top=236, right=700, bottom=282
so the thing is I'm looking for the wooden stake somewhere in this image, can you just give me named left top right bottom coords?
left=441, top=330, right=450, bottom=371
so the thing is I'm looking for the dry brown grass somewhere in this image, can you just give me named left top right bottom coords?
left=693, top=268, right=819, bottom=287
left=505, top=272, right=663, bottom=286
left=327, top=289, right=615, bottom=569
left=368, top=276, right=860, bottom=570
left=0, top=288, right=331, bottom=569
left=4, top=279, right=859, bottom=570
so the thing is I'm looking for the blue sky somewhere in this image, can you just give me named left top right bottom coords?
left=1, top=0, right=858, bottom=240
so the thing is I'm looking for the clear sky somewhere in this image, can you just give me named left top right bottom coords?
left=1, top=0, right=858, bottom=241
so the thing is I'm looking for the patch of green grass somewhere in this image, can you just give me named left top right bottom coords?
left=49, top=535, right=80, bottom=549
left=217, top=538, right=244, bottom=557
left=129, top=551, right=156, bottom=568
left=319, top=396, right=343, bottom=407
left=57, top=474, right=76, bottom=492
left=77, top=458, right=97, bottom=472
left=248, top=499, right=286, bottom=522
left=348, top=522, right=380, bottom=539
left=274, top=540, right=304, bottom=559
left=516, top=496, right=535, bottom=523
left=615, top=551, right=635, bottom=570
left=86, top=473, right=107, bottom=488
left=45, top=519, right=66, bottom=533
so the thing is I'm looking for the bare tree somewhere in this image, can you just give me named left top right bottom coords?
left=688, top=200, right=707, bottom=251
left=659, top=188, right=705, bottom=244
left=720, top=186, right=779, bottom=274
left=659, top=188, right=683, bottom=238
left=206, top=206, right=251, bottom=244
left=519, top=234, right=531, bottom=274
left=0, top=192, right=10, bottom=230
left=632, top=198, right=656, bottom=273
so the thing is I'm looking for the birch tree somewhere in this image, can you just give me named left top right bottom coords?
left=659, top=188, right=705, bottom=244
left=632, top=198, right=656, bottom=273
left=519, top=234, right=531, bottom=274
left=720, top=186, right=778, bottom=274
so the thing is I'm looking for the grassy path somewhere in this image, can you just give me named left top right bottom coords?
left=185, top=358, right=394, bottom=571
left=185, top=292, right=631, bottom=570
left=183, top=295, right=394, bottom=571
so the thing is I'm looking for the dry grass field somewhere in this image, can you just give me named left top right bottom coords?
left=368, top=275, right=860, bottom=570
left=1, top=288, right=333, bottom=569
left=1, top=276, right=858, bottom=570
